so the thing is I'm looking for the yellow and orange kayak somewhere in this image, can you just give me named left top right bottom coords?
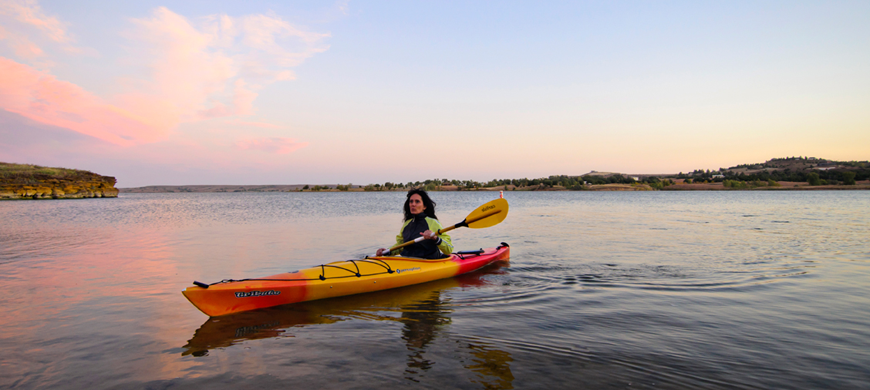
left=182, top=243, right=510, bottom=316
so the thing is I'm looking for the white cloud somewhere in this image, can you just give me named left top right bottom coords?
left=0, top=0, right=82, bottom=61
left=122, top=7, right=330, bottom=124
left=0, top=0, right=71, bottom=43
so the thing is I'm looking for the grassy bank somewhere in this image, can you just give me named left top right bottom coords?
left=0, top=162, right=118, bottom=200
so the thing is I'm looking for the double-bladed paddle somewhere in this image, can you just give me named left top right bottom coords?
left=380, top=197, right=509, bottom=255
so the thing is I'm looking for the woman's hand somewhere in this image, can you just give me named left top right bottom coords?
left=376, top=248, right=388, bottom=256
left=420, top=230, right=438, bottom=240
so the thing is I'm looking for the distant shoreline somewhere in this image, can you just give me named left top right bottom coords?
left=7, top=156, right=869, bottom=198
left=120, top=157, right=869, bottom=193
left=119, top=181, right=870, bottom=193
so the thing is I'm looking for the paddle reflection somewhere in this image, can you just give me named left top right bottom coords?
left=465, top=342, right=515, bottom=389
left=400, top=291, right=447, bottom=379
left=182, top=264, right=514, bottom=387
left=397, top=288, right=515, bottom=389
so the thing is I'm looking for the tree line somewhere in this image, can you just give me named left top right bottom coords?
left=306, top=175, right=679, bottom=192
left=679, top=168, right=866, bottom=184
left=299, top=162, right=866, bottom=192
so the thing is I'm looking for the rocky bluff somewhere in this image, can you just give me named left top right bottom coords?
left=0, top=163, right=119, bottom=200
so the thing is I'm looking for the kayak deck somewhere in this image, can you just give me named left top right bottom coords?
left=182, top=243, right=510, bottom=316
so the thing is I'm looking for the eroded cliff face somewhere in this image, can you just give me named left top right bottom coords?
left=0, top=165, right=119, bottom=200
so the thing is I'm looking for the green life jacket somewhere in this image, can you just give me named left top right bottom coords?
left=392, top=214, right=454, bottom=259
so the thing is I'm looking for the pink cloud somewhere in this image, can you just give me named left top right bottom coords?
left=0, top=57, right=165, bottom=145
left=12, top=37, right=44, bottom=58
left=125, top=7, right=235, bottom=120
left=238, top=11, right=331, bottom=67
left=0, top=0, right=82, bottom=60
left=198, top=79, right=257, bottom=118
left=236, top=121, right=284, bottom=129
left=0, top=0, right=71, bottom=43
left=235, top=137, right=308, bottom=154
left=0, top=21, right=45, bottom=60
left=0, top=5, right=325, bottom=153
left=122, top=7, right=329, bottom=123
left=222, top=120, right=285, bottom=129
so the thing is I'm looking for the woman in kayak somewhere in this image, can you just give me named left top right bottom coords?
left=376, top=189, right=454, bottom=259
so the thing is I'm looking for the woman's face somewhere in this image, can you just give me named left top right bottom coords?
left=409, top=194, right=427, bottom=215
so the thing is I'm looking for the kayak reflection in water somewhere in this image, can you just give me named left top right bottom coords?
left=181, top=269, right=514, bottom=388
left=376, top=189, right=454, bottom=259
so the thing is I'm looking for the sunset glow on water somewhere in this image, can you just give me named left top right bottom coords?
left=1, top=191, right=868, bottom=388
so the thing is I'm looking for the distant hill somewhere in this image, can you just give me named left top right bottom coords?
left=677, top=157, right=869, bottom=182
left=120, top=184, right=310, bottom=193
left=0, top=163, right=119, bottom=200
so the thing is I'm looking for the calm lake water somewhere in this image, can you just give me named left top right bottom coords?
left=1, top=191, right=868, bottom=389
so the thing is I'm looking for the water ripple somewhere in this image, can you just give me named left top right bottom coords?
left=2, top=191, right=869, bottom=389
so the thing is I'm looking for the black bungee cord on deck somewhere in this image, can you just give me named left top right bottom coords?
left=192, top=257, right=396, bottom=289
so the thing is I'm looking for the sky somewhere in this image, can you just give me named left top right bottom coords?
left=1, top=0, right=868, bottom=187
